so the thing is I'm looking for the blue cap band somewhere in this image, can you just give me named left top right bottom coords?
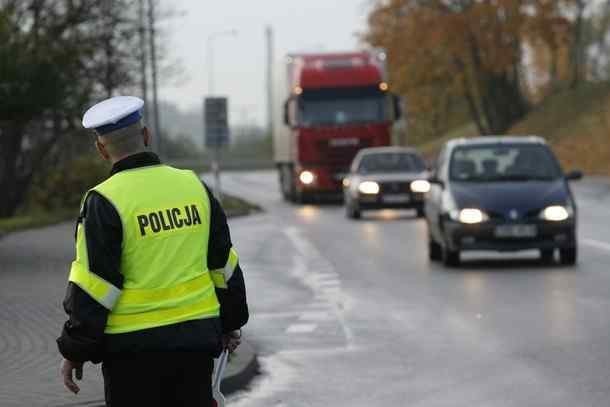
left=95, top=110, right=142, bottom=135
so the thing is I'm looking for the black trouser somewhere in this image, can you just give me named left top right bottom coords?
left=102, top=352, right=214, bottom=407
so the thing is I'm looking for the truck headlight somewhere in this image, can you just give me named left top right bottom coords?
left=540, top=205, right=571, bottom=221
left=410, top=180, right=431, bottom=193
left=299, top=170, right=315, bottom=185
left=358, top=181, right=380, bottom=194
left=450, top=208, right=489, bottom=224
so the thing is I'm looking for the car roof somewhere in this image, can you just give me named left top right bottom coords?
left=446, top=135, right=547, bottom=149
left=357, top=146, right=422, bottom=155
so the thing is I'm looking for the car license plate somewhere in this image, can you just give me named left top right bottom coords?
left=494, top=224, right=538, bottom=238
left=382, top=194, right=410, bottom=204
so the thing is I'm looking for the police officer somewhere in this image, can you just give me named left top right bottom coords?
left=57, top=96, right=248, bottom=406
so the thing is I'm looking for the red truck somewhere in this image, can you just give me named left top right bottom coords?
left=274, top=51, right=402, bottom=202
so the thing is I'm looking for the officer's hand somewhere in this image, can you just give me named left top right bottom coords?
left=61, top=358, right=84, bottom=394
left=222, top=330, right=242, bottom=353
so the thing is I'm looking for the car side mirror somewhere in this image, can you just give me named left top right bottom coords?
left=283, top=99, right=291, bottom=126
left=565, top=170, right=583, bottom=181
left=392, top=94, right=402, bottom=120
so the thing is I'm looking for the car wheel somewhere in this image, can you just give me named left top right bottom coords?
left=559, top=246, right=577, bottom=266
left=429, top=238, right=442, bottom=261
left=540, top=249, right=554, bottom=264
left=416, top=207, right=425, bottom=218
left=346, top=202, right=361, bottom=219
left=442, top=245, right=460, bottom=267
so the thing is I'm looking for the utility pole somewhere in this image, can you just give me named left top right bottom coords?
left=265, top=25, right=274, bottom=140
left=148, top=0, right=161, bottom=157
left=138, top=0, right=149, bottom=121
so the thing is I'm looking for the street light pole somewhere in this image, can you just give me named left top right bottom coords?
left=148, top=0, right=161, bottom=158
left=205, top=29, right=237, bottom=201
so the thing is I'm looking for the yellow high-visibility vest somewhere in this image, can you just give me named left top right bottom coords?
left=68, top=165, right=223, bottom=334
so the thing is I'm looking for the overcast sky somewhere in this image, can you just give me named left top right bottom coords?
left=158, top=0, right=373, bottom=126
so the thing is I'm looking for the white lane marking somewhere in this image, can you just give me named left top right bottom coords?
left=306, top=301, right=334, bottom=310
left=254, top=311, right=304, bottom=320
left=318, top=279, right=341, bottom=287
left=311, top=273, right=339, bottom=283
left=285, top=323, right=317, bottom=334
left=284, top=226, right=355, bottom=349
left=582, top=238, right=610, bottom=252
left=299, top=311, right=333, bottom=321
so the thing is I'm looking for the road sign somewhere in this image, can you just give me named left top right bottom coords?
left=205, top=97, right=229, bottom=148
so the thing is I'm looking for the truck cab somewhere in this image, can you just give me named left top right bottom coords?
left=274, top=51, right=402, bottom=202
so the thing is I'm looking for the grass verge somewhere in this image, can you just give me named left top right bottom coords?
left=508, top=82, right=610, bottom=176
left=416, top=83, right=610, bottom=176
left=418, top=122, right=479, bottom=160
left=221, top=193, right=262, bottom=218
left=0, top=194, right=261, bottom=239
left=0, top=208, right=77, bottom=236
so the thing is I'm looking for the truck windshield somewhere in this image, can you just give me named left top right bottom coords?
left=298, top=87, right=387, bottom=127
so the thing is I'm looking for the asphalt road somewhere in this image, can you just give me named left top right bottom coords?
left=212, top=171, right=610, bottom=407
left=1, top=170, right=609, bottom=406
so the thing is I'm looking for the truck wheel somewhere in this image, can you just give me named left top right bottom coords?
left=559, top=246, right=577, bottom=266
left=279, top=164, right=296, bottom=202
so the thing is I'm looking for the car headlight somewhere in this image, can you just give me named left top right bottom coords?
left=410, top=180, right=431, bottom=193
left=358, top=181, right=380, bottom=194
left=540, top=205, right=571, bottom=221
left=450, top=208, right=489, bottom=224
left=299, top=170, right=315, bottom=185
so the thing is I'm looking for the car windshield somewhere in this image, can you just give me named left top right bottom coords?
left=358, top=152, right=426, bottom=174
left=449, top=144, right=562, bottom=182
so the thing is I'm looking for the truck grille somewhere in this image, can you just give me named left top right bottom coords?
left=316, top=138, right=372, bottom=165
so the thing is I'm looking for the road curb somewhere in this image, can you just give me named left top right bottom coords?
left=221, top=340, right=259, bottom=395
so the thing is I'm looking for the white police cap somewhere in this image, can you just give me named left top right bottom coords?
left=82, top=96, right=144, bottom=135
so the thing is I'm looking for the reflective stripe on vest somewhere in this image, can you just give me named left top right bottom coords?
left=68, top=211, right=122, bottom=310
left=86, top=165, right=220, bottom=334
left=69, top=261, right=122, bottom=310
left=210, top=247, right=239, bottom=289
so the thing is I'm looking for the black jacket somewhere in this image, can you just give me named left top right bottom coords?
left=57, top=152, right=248, bottom=363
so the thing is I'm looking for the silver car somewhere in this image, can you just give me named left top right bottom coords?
left=343, top=147, right=430, bottom=219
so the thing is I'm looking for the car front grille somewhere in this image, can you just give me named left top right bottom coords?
left=379, top=181, right=410, bottom=194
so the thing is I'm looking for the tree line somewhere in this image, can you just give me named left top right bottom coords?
left=0, top=0, right=152, bottom=218
left=364, top=0, right=610, bottom=143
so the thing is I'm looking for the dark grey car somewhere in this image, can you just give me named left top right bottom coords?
left=425, top=136, right=583, bottom=267
left=343, top=147, right=430, bottom=219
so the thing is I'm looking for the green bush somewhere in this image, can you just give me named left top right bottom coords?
left=27, top=155, right=110, bottom=212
